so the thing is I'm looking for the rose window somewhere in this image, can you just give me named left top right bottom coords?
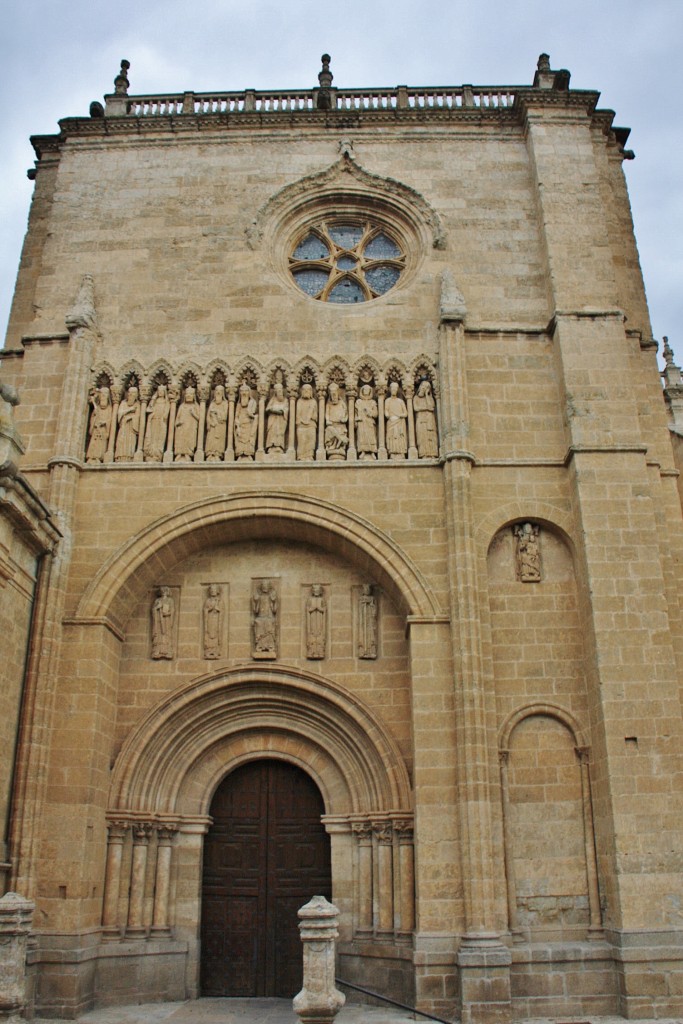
left=290, top=221, right=406, bottom=303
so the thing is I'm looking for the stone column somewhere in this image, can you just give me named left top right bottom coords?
left=225, top=384, right=236, bottom=461
left=376, top=380, right=387, bottom=460
left=293, top=895, right=345, bottom=1024
left=373, top=821, right=393, bottom=936
left=256, top=381, right=267, bottom=461
left=0, top=892, right=34, bottom=1021
left=9, top=277, right=99, bottom=899
left=105, top=384, right=122, bottom=464
left=126, top=822, right=153, bottom=937
left=352, top=822, right=373, bottom=935
left=577, top=747, right=602, bottom=935
left=134, top=385, right=150, bottom=462
left=345, top=376, right=357, bottom=461
left=101, top=820, right=129, bottom=938
left=163, top=385, right=179, bottom=463
left=498, top=750, right=519, bottom=936
left=438, top=274, right=511, bottom=1021
left=150, top=824, right=178, bottom=936
left=315, top=385, right=326, bottom=461
left=404, top=380, right=418, bottom=460
left=395, top=819, right=415, bottom=934
left=194, top=385, right=209, bottom=462
left=286, top=376, right=297, bottom=458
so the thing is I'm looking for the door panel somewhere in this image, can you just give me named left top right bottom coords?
left=201, top=760, right=331, bottom=997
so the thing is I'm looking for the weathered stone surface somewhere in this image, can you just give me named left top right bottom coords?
left=1, top=53, right=683, bottom=1023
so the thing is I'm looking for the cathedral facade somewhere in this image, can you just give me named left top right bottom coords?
left=1, top=54, right=683, bottom=1022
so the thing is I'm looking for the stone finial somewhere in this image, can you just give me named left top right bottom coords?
left=663, top=336, right=675, bottom=367
left=661, top=337, right=683, bottom=389
left=65, top=274, right=97, bottom=333
left=293, top=896, right=345, bottom=1024
left=440, top=268, right=467, bottom=323
left=114, top=59, right=130, bottom=95
left=533, top=52, right=570, bottom=90
left=318, top=54, right=333, bottom=89
left=317, top=54, right=334, bottom=110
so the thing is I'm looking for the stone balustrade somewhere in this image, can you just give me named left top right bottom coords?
left=116, top=85, right=518, bottom=119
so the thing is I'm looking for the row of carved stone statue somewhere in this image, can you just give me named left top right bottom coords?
left=86, top=376, right=439, bottom=464
left=151, top=581, right=378, bottom=661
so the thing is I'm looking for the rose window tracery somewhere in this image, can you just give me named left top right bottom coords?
left=290, top=221, right=406, bottom=303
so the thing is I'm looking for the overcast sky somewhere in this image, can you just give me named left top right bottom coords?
left=1, top=0, right=681, bottom=360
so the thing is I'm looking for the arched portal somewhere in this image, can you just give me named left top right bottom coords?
left=201, top=759, right=331, bottom=998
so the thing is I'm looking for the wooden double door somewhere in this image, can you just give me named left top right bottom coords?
left=201, top=760, right=331, bottom=997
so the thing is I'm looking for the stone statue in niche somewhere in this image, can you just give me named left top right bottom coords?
left=357, top=583, right=378, bottom=659
left=234, top=382, right=258, bottom=460
left=202, top=584, right=224, bottom=659
left=265, top=381, right=289, bottom=454
left=151, top=586, right=175, bottom=659
left=355, top=384, right=378, bottom=460
left=324, top=381, right=348, bottom=460
left=413, top=380, right=438, bottom=458
left=305, top=584, right=327, bottom=659
left=514, top=522, right=542, bottom=582
left=252, top=579, right=278, bottom=659
left=174, top=385, right=199, bottom=461
left=114, top=385, right=141, bottom=462
left=384, top=381, right=408, bottom=459
left=296, top=383, right=318, bottom=460
left=205, top=385, right=228, bottom=462
left=144, top=384, right=170, bottom=462
left=86, top=386, right=112, bottom=463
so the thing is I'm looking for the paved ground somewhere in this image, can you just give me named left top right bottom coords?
left=31, top=998, right=683, bottom=1024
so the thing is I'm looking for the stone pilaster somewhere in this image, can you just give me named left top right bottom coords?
left=439, top=274, right=511, bottom=1021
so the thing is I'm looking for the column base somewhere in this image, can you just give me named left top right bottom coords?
left=457, top=936, right=511, bottom=1024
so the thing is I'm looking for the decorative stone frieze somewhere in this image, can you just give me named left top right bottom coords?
left=86, top=356, right=439, bottom=466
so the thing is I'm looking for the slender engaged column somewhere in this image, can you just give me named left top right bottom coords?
left=376, top=382, right=387, bottom=460
left=150, top=824, right=178, bottom=935
left=352, top=822, right=373, bottom=935
left=286, top=379, right=297, bottom=458
left=374, top=821, right=393, bottom=935
left=316, top=386, right=326, bottom=461
left=101, top=820, right=129, bottom=938
left=405, top=384, right=418, bottom=460
left=194, top=385, right=209, bottom=462
left=577, top=747, right=602, bottom=934
left=126, top=822, right=153, bottom=937
left=225, top=384, right=236, bottom=461
left=345, top=380, right=357, bottom=460
left=498, top=750, right=519, bottom=935
left=134, top=385, right=150, bottom=462
left=163, top=386, right=179, bottom=463
left=256, top=382, right=267, bottom=460
left=395, top=819, right=415, bottom=934
left=105, top=385, right=122, bottom=463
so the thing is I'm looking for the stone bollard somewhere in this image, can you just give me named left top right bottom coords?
left=293, top=895, right=345, bottom=1024
left=0, top=892, right=34, bottom=1021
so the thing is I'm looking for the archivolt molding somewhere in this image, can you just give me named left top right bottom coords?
left=247, top=154, right=445, bottom=251
left=75, top=490, right=442, bottom=629
left=109, top=665, right=412, bottom=817
left=499, top=701, right=588, bottom=752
